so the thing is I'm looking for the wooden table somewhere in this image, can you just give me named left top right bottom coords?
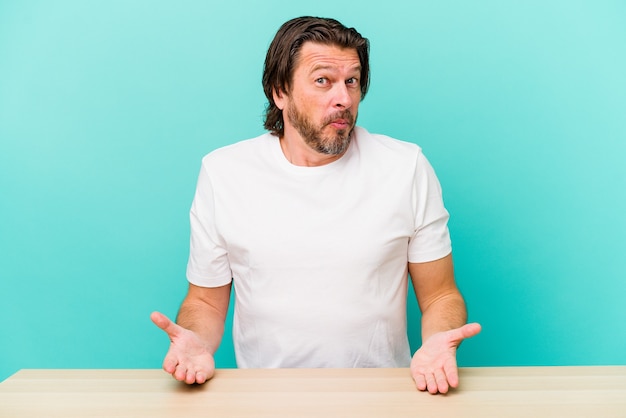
left=1, top=367, right=625, bottom=417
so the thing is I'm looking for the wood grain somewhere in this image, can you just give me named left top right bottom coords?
left=1, top=367, right=624, bottom=417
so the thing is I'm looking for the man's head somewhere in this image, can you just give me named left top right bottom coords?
left=262, top=17, right=370, bottom=139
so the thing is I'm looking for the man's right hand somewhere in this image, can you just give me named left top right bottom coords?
left=150, top=311, right=215, bottom=384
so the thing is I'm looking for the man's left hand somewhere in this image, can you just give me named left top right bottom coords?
left=410, top=322, right=482, bottom=394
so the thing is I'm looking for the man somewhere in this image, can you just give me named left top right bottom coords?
left=151, top=16, right=481, bottom=395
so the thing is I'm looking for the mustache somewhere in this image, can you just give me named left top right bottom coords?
left=323, top=110, right=354, bottom=126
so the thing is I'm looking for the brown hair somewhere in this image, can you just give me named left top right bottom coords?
left=262, top=16, right=370, bottom=136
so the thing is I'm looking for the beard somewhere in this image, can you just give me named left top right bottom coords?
left=287, top=104, right=356, bottom=156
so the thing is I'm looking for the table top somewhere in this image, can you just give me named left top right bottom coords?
left=1, top=366, right=625, bottom=417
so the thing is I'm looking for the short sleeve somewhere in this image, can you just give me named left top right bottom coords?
left=407, top=153, right=452, bottom=263
left=185, top=159, right=233, bottom=287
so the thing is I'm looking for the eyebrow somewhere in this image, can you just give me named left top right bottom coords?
left=309, top=64, right=362, bottom=75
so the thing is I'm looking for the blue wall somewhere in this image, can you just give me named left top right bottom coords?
left=1, top=1, right=625, bottom=381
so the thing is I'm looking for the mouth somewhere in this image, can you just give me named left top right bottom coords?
left=329, top=119, right=350, bottom=129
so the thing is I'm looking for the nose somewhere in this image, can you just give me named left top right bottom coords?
left=333, top=83, right=353, bottom=109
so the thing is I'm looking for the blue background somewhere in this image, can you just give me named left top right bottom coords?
left=1, top=0, right=625, bottom=381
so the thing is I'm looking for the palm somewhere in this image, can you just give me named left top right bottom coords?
left=412, top=332, right=458, bottom=371
left=167, top=328, right=215, bottom=377
left=151, top=311, right=215, bottom=384
left=410, top=323, right=481, bottom=394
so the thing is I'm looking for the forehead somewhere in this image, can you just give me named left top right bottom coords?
left=294, top=42, right=361, bottom=74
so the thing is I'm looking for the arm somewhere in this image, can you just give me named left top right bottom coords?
left=409, top=253, right=481, bottom=394
left=410, top=253, right=466, bottom=339
left=151, top=282, right=231, bottom=384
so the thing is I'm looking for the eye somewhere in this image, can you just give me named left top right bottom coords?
left=346, top=77, right=359, bottom=86
left=315, top=77, right=329, bottom=85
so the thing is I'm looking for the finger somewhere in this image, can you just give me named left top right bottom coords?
left=162, top=353, right=178, bottom=374
left=150, top=311, right=181, bottom=339
left=195, top=372, right=207, bottom=385
left=434, top=369, right=449, bottom=394
left=174, top=364, right=187, bottom=382
left=460, top=322, right=482, bottom=338
left=413, top=373, right=427, bottom=391
left=443, top=358, right=459, bottom=389
left=425, top=373, right=438, bottom=394
left=185, top=370, right=197, bottom=385
left=449, top=322, right=482, bottom=343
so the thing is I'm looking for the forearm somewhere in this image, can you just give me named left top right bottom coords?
left=409, top=255, right=469, bottom=342
left=175, top=283, right=231, bottom=355
left=176, top=304, right=224, bottom=354
left=420, top=291, right=467, bottom=341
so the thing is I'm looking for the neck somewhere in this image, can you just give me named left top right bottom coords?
left=279, top=134, right=346, bottom=167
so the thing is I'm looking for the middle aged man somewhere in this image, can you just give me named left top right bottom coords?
left=151, top=16, right=481, bottom=394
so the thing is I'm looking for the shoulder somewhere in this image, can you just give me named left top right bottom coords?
left=352, top=126, right=425, bottom=166
left=201, top=132, right=276, bottom=172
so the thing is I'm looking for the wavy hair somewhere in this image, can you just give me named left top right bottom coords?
left=262, top=17, right=370, bottom=136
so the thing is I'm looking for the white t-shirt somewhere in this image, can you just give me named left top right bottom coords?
left=186, top=126, right=452, bottom=368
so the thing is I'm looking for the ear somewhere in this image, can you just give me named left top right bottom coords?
left=273, top=87, right=287, bottom=110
